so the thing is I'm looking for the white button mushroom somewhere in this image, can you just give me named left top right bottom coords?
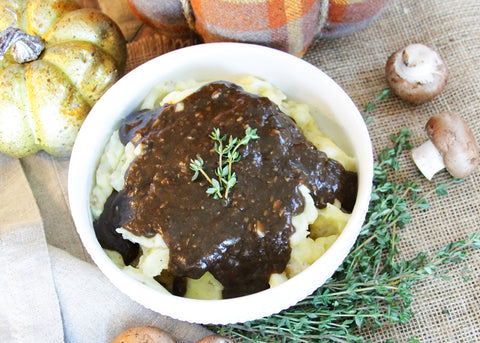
left=386, top=43, right=448, bottom=104
left=411, top=111, right=480, bottom=180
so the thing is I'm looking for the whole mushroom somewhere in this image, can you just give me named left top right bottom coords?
left=386, top=43, right=448, bottom=104
left=110, top=327, right=235, bottom=343
left=196, top=334, right=234, bottom=343
left=111, top=326, right=177, bottom=343
left=411, top=111, right=480, bottom=180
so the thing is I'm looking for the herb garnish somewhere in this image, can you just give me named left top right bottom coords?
left=190, top=127, right=259, bottom=199
left=213, top=128, right=479, bottom=342
left=363, top=87, right=390, bottom=124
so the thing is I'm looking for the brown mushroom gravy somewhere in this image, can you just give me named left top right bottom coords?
left=94, top=81, right=357, bottom=298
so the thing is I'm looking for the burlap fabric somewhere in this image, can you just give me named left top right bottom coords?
left=1, top=0, right=479, bottom=342
left=302, top=2, right=480, bottom=341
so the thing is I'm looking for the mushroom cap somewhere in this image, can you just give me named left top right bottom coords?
left=196, top=334, right=235, bottom=343
left=426, top=111, right=480, bottom=178
left=111, top=326, right=177, bottom=343
left=386, top=43, right=448, bottom=104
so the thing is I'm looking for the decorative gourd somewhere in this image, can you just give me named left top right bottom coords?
left=0, top=0, right=127, bottom=157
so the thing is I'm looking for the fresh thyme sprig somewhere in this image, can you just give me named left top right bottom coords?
left=190, top=127, right=259, bottom=199
left=212, top=128, right=479, bottom=342
left=363, top=87, right=390, bottom=124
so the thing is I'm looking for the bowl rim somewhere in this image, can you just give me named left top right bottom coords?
left=68, top=42, right=373, bottom=325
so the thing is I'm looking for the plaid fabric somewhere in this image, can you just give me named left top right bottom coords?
left=328, top=0, right=389, bottom=23
left=128, top=0, right=389, bottom=56
left=190, top=0, right=323, bottom=56
left=321, top=0, right=389, bottom=37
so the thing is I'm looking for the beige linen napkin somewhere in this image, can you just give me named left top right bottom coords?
left=0, top=152, right=211, bottom=343
left=0, top=154, right=64, bottom=342
left=48, top=245, right=211, bottom=343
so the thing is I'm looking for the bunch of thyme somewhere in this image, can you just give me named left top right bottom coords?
left=212, top=92, right=479, bottom=342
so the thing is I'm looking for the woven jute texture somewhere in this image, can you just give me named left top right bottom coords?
left=305, top=1, right=480, bottom=341
left=122, top=0, right=480, bottom=341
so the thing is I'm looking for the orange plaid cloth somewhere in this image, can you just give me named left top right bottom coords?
left=191, top=0, right=322, bottom=56
left=128, top=0, right=389, bottom=56
left=323, top=0, right=389, bottom=38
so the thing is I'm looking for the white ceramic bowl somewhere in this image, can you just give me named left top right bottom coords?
left=68, top=42, right=373, bottom=325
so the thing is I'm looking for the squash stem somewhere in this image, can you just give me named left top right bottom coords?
left=0, top=8, right=44, bottom=63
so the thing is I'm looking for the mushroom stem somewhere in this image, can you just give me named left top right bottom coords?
left=411, top=139, right=445, bottom=180
left=396, top=44, right=441, bottom=84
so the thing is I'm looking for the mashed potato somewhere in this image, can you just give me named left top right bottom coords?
left=91, top=75, right=355, bottom=299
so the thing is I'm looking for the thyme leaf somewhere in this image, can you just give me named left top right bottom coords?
left=190, top=127, right=259, bottom=199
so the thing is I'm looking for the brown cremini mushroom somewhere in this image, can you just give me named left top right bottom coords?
left=386, top=43, right=448, bottom=104
left=111, top=326, right=177, bottom=343
left=196, top=334, right=235, bottom=343
left=411, top=111, right=480, bottom=180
